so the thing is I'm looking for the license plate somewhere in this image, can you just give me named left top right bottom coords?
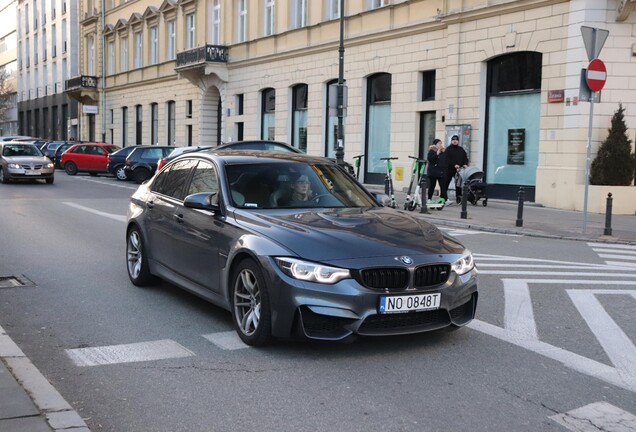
left=379, top=293, right=441, bottom=314
left=25, top=171, right=40, bottom=175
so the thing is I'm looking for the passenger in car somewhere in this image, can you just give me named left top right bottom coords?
left=275, top=174, right=313, bottom=206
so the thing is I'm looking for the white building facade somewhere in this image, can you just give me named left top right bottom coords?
left=0, top=0, right=18, bottom=136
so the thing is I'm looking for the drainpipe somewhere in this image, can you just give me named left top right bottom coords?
left=101, top=0, right=106, bottom=142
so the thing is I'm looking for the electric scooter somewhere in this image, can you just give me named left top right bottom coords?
left=404, top=156, right=445, bottom=211
left=380, top=157, right=398, bottom=209
left=352, top=154, right=364, bottom=180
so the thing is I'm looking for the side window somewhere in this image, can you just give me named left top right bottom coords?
left=94, top=146, right=106, bottom=155
left=187, top=161, right=218, bottom=196
left=141, top=147, right=162, bottom=160
left=151, top=159, right=195, bottom=199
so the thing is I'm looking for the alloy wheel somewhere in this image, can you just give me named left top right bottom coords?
left=233, top=269, right=261, bottom=336
left=127, top=230, right=142, bottom=280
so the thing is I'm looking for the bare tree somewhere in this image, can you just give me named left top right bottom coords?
left=0, top=68, right=13, bottom=123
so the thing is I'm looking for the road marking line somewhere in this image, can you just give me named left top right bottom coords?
left=503, top=279, right=538, bottom=341
left=604, top=261, right=636, bottom=269
left=479, top=271, right=636, bottom=277
left=63, top=202, right=126, bottom=222
left=567, top=290, right=636, bottom=388
left=202, top=331, right=249, bottom=350
left=588, top=242, right=636, bottom=250
left=550, top=401, right=636, bottom=432
left=593, top=248, right=636, bottom=256
left=75, top=176, right=138, bottom=190
left=65, top=339, right=194, bottom=367
left=469, top=320, right=635, bottom=393
left=477, top=264, right=631, bottom=270
left=598, top=254, right=636, bottom=261
left=475, top=254, right=620, bottom=268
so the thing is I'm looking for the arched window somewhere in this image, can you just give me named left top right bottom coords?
left=291, top=84, right=308, bottom=152
left=261, top=88, right=275, bottom=140
left=365, top=73, right=392, bottom=183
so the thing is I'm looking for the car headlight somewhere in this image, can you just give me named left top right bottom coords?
left=452, top=250, right=475, bottom=275
left=275, top=257, right=350, bottom=284
left=46, top=162, right=54, bottom=169
left=8, top=163, right=21, bottom=169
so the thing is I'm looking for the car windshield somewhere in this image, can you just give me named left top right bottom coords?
left=2, top=144, right=44, bottom=157
left=226, top=161, right=378, bottom=209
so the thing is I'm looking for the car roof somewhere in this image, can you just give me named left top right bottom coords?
left=216, top=140, right=302, bottom=153
left=174, top=148, right=334, bottom=166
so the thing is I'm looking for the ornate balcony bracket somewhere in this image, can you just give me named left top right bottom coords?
left=64, top=75, right=99, bottom=105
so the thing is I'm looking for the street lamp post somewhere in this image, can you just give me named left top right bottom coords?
left=335, top=0, right=345, bottom=167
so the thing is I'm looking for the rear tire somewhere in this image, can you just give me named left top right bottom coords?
left=133, top=168, right=151, bottom=184
left=230, top=259, right=272, bottom=346
left=64, top=161, right=78, bottom=176
left=126, top=226, right=159, bottom=286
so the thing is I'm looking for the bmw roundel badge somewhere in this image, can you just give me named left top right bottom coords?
left=399, top=256, right=413, bottom=265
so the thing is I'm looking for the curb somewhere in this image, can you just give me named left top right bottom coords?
left=0, top=324, right=91, bottom=432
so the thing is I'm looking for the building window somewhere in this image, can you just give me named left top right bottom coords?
left=167, top=101, right=175, bottom=145
left=122, top=106, right=128, bottom=146
left=149, top=26, right=158, bottom=65
left=328, top=0, right=340, bottom=19
left=291, top=84, right=308, bottom=152
left=236, top=94, right=244, bottom=115
left=134, top=31, right=142, bottom=68
left=186, top=100, right=193, bottom=118
left=167, top=20, right=176, bottom=60
left=135, top=105, right=143, bottom=144
left=186, top=13, right=195, bottom=49
left=120, top=37, right=128, bottom=72
left=365, top=73, right=392, bottom=182
left=187, top=125, right=193, bottom=146
left=212, top=0, right=220, bottom=45
left=237, top=0, right=247, bottom=42
left=34, top=34, right=38, bottom=64
left=421, top=70, right=436, bottom=101
left=108, top=41, right=115, bottom=74
left=61, top=19, right=67, bottom=52
left=264, top=0, right=275, bottom=36
left=42, top=29, right=47, bottom=60
left=51, top=24, right=56, bottom=57
left=261, top=88, right=275, bottom=140
left=292, top=0, right=307, bottom=29
left=51, top=0, right=56, bottom=19
left=33, top=0, right=38, bottom=29
left=236, top=122, right=244, bottom=141
left=370, top=0, right=386, bottom=9
left=150, top=103, right=158, bottom=144
left=87, top=35, right=95, bottom=75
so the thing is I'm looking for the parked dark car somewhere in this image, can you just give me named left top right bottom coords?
left=61, top=143, right=121, bottom=176
left=107, top=146, right=153, bottom=181
left=39, top=141, right=66, bottom=160
left=123, top=145, right=173, bottom=184
left=0, top=142, right=55, bottom=184
left=126, top=150, right=478, bottom=346
left=52, top=142, right=78, bottom=168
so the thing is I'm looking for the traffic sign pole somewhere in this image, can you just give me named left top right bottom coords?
left=583, top=91, right=595, bottom=234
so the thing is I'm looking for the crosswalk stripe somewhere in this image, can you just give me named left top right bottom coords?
left=65, top=339, right=194, bottom=367
left=593, top=248, right=636, bottom=256
left=588, top=242, right=636, bottom=250
left=503, top=279, right=537, bottom=341
left=202, top=331, right=249, bottom=350
left=550, top=401, right=636, bottom=432
left=568, top=290, right=636, bottom=389
left=598, top=254, right=636, bottom=261
left=604, top=261, right=636, bottom=269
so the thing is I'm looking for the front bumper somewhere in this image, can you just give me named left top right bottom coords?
left=264, top=259, right=478, bottom=341
left=6, top=166, right=55, bottom=180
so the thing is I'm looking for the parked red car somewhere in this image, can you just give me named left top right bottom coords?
left=61, top=143, right=121, bottom=176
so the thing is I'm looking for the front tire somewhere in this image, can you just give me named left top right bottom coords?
left=64, top=161, right=78, bottom=176
left=115, top=166, right=128, bottom=181
left=45, top=177, right=54, bottom=184
left=231, top=259, right=272, bottom=346
left=126, top=226, right=158, bottom=286
left=133, top=168, right=151, bottom=184
left=0, top=167, right=10, bottom=184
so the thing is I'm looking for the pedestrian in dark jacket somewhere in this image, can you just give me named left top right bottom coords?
left=444, top=135, right=469, bottom=202
left=427, top=139, right=448, bottom=202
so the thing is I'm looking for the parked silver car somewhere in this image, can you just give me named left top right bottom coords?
left=0, top=142, right=55, bottom=184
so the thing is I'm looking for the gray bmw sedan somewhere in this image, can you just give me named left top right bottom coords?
left=126, top=150, right=477, bottom=346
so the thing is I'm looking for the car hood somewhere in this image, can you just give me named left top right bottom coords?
left=233, top=207, right=464, bottom=261
left=3, top=156, right=52, bottom=164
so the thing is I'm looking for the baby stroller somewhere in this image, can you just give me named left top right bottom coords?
left=455, top=166, right=488, bottom=206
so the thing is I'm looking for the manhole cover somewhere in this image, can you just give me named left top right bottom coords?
left=0, top=275, right=36, bottom=288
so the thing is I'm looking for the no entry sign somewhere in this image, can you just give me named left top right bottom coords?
left=586, top=59, right=607, bottom=92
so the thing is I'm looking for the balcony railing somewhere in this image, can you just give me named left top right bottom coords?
left=65, top=75, right=98, bottom=91
left=176, top=44, right=229, bottom=68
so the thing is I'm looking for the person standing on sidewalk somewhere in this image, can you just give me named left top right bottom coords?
left=445, top=135, right=469, bottom=203
left=427, top=139, right=448, bottom=203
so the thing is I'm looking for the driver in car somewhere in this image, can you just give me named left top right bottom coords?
left=278, top=174, right=313, bottom=205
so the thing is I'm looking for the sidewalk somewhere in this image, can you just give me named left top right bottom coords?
left=0, top=324, right=89, bottom=432
left=365, top=185, right=636, bottom=244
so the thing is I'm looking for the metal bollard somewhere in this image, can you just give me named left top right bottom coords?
left=604, top=193, right=613, bottom=236
left=516, top=187, right=525, bottom=227
left=460, top=183, right=468, bottom=219
left=420, top=175, right=429, bottom=214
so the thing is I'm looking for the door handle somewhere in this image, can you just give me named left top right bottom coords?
left=173, top=213, right=184, bottom=224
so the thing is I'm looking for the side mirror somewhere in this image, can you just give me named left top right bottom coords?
left=183, top=192, right=220, bottom=211
left=371, top=192, right=392, bottom=207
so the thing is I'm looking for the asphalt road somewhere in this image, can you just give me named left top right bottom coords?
left=0, top=174, right=635, bottom=432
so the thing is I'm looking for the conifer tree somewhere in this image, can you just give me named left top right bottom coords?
left=589, top=103, right=635, bottom=186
